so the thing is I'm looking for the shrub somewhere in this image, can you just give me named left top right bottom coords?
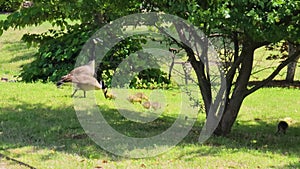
left=0, top=0, right=22, bottom=13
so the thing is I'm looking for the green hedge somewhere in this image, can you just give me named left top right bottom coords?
left=0, top=0, right=22, bottom=13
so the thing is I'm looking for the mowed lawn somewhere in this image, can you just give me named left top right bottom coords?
left=0, top=14, right=300, bottom=168
left=0, top=83, right=299, bottom=168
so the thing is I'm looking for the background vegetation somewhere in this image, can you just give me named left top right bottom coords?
left=0, top=0, right=299, bottom=168
left=0, top=0, right=23, bottom=13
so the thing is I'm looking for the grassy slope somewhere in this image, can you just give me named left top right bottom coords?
left=0, top=14, right=300, bottom=168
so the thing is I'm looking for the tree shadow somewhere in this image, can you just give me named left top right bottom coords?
left=164, top=118, right=300, bottom=162
left=0, top=98, right=299, bottom=166
left=1, top=41, right=35, bottom=63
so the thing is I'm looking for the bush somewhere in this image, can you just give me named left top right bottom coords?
left=20, top=25, right=95, bottom=82
left=20, top=26, right=172, bottom=89
left=2, top=0, right=174, bottom=89
left=0, top=0, right=22, bottom=13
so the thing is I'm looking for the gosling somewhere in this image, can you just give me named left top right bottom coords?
left=127, top=95, right=142, bottom=104
left=276, top=121, right=289, bottom=135
left=134, top=92, right=149, bottom=101
left=150, top=102, right=161, bottom=110
left=142, top=101, right=161, bottom=110
left=103, top=87, right=117, bottom=99
left=142, top=101, right=151, bottom=109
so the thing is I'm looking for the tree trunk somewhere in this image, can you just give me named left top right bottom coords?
left=172, top=21, right=212, bottom=116
left=214, top=42, right=256, bottom=136
left=214, top=98, right=243, bottom=135
left=187, top=47, right=212, bottom=116
left=286, top=43, right=300, bottom=82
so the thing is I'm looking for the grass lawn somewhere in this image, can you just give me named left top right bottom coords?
left=0, top=14, right=300, bottom=169
left=0, top=14, right=55, bottom=80
left=252, top=46, right=300, bottom=81
left=0, top=83, right=299, bottom=168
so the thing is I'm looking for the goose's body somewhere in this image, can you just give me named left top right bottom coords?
left=56, top=60, right=103, bottom=97
left=57, top=60, right=95, bottom=88
left=71, top=74, right=102, bottom=97
left=57, top=73, right=103, bottom=97
left=70, top=60, right=95, bottom=77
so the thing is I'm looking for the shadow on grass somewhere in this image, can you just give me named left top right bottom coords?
left=1, top=41, right=35, bottom=63
left=285, top=161, right=300, bottom=169
left=0, top=98, right=299, bottom=164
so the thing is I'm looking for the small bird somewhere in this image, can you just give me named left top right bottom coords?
left=105, top=92, right=117, bottom=99
left=276, top=121, right=289, bottom=135
left=142, top=101, right=151, bottom=109
left=134, top=92, right=149, bottom=101
left=127, top=95, right=142, bottom=104
left=102, top=87, right=117, bottom=99
left=100, top=81, right=116, bottom=99
left=142, top=101, right=161, bottom=110
left=150, top=102, right=161, bottom=110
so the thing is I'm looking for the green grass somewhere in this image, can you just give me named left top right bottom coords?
left=0, top=14, right=300, bottom=169
left=251, top=46, right=300, bottom=81
left=0, top=14, right=54, bottom=80
left=0, top=83, right=299, bottom=168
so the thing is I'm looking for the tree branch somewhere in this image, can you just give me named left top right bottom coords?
left=246, top=49, right=300, bottom=96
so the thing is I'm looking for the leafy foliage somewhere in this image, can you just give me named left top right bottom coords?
left=98, top=36, right=172, bottom=89
left=0, top=0, right=22, bottom=13
left=20, top=25, right=95, bottom=82
left=0, top=0, right=172, bottom=87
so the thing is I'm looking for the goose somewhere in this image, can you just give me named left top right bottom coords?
left=56, top=60, right=95, bottom=88
left=72, top=74, right=103, bottom=98
left=58, top=73, right=103, bottom=97
left=70, top=60, right=95, bottom=76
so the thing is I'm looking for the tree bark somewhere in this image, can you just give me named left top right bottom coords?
left=286, top=43, right=300, bottom=82
left=214, top=41, right=256, bottom=136
left=172, top=21, right=212, bottom=116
